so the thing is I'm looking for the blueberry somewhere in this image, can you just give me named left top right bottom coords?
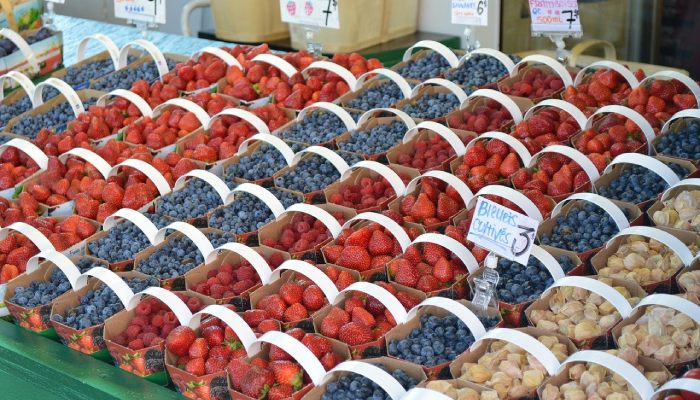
left=597, top=163, right=688, bottom=204
left=63, top=56, right=137, bottom=88
left=347, top=81, right=415, bottom=110
left=10, top=96, right=99, bottom=137
left=92, top=58, right=179, bottom=92
left=399, top=92, right=460, bottom=120
left=395, top=51, right=459, bottom=81
left=445, top=54, right=521, bottom=94
left=338, top=120, right=407, bottom=156
left=280, top=109, right=361, bottom=145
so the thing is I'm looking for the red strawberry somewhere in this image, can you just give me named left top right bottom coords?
left=269, top=361, right=303, bottom=390
left=368, top=230, right=392, bottom=256
left=267, top=384, right=294, bottom=400
left=410, top=193, right=436, bottom=222
left=165, top=326, right=197, bottom=357
left=436, top=193, right=458, bottom=221
left=650, top=80, right=677, bottom=102
left=240, top=366, right=275, bottom=398
left=499, top=153, right=519, bottom=178
left=227, top=359, right=252, bottom=391
left=302, top=285, right=325, bottom=311
left=337, top=246, right=371, bottom=271
left=463, top=146, right=488, bottom=167
left=338, top=322, right=373, bottom=346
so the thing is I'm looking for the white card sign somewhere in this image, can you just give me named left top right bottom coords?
left=466, top=197, right=539, bottom=265
left=114, top=0, right=166, bottom=24
left=280, top=0, right=340, bottom=29
left=529, top=0, right=581, bottom=34
left=451, top=0, right=488, bottom=26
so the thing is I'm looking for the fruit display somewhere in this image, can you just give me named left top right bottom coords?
left=656, top=120, right=700, bottom=160
left=208, top=189, right=301, bottom=236
left=564, top=68, right=635, bottom=109
left=273, top=152, right=363, bottom=194
left=92, top=58, right=180, bottom=92
left=62, top=55, right=137, bottom=88
left=259, top=209, right=347, bottom=255
left=327, top=169, right=412, bottom=211
left=399, top=91, right=461, bottom=120
left=0, top=146, right=42, bottom=190
left=164, top=53, right=228, bottom=93
left=320, top=365, right=419, bottom=400
left=491, top=255, right=575, bottom=306
left=573, top=113, right=652, bottom=157
left=652, top=190, right=700, bottom=232
left=0, top=28, right=52, bottom=56
left=627, top=79, right=698, bottom=123
left=445, top=54, right=521, bottom=93
left=447, top=99, right=517, bottom=134
left=423, top=380, right=498, bottom=400
left=456, top=140, right=525, bottom=192
left=0, top=86, right=60, bottom=128
left=500, top=68, right=567, bottom=100
left=396, top=177, right=467, bottom=229
left=337, top=120, right=408, bottom=157
left=395, top=51, right=458, bottom=80
left=391, top=129, right=473, bottom=173
left=511, top=107, right=583, bottom=147
left=280, top=109, right=360, bottom=145
left=87, top=213, right=171, bottom=265
left=10, top=97, right=98, bottom=137
left=596, top=163, right=689, bottom=205
left=345, top=80, right=410, bottom=110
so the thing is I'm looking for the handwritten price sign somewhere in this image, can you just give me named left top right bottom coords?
left=466, top=197, right=539, bottom=265
left=114, top=0, right=166, bottom=24
left=529, top=0, right=581, bottom=34
left=280, top=0, right=340, bottom=29
left=451, top=0, right=488, bottom=26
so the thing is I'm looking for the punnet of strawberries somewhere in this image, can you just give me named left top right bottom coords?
left=447, top=99, right=517, bottom=134
left=500, top=68, right=570, bottom=99
left=455, top=139, right=522, bottom=193
left=574, top=113, right=650, bottom=158
left=511, top=107, right=583, bottom=148
left=164, top=52, right=229, bottom=93
left=0, top=146, right=42, bottom=190
left=512, top=152, right=606, bottom=198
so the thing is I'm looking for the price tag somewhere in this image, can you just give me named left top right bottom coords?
left=114, top=0, right=166, bottom=24
left=466, top=197, right=539, bottom=265
left=451, top=0, right=488, bottom=26
left=529, top=0, right=581, bottom=35
left=280, top=0, right=340, bottom=29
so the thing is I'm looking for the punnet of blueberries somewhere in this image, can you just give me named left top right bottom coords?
left=281, top=110, right=360, bottom=145
left=0, top=28, right=53, bottom=57
left=399, top=92, right=460, bottom=120
left=388, top=313, right=499, bottom=368
left=63, top=55, right=138, bottom=88
left=224, top=144, right=291, bottom=183
left=208, top=188, right=301, bottom=235
left=137, top=232, right=234, bottom=279
left=395, top=51, right=458, bottom=81
left=274, top=152, right=363, bottom=193
left=495, top=255, right=575, bottom=305
left=346, top=80, right=412, bottom=111
left=321, top=365, right=418, bottom=400
left=445, top=53, right=521, bottom=94
left=10, top=97, right=98, bottom=137
left=87, top=213, right=171, bottom=263
left=92, top=58, right=179, bottom=92
left=0, top=86, right=60, bottom=128
left=338, top=121, right=407, bottom=156
left=155, top=178, right=224, bottom=221
left=656, top=120, right=700, bottom=160
left=597, top=163, right=688, bottom=204
left=51, top=276, right=159, bottom=329
left=539, top=202, right=631, bottom=253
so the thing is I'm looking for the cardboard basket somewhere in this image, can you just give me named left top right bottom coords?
left=51, top=48, right=142, bottom=91
left=0, top=27, right=63, bottom=82
left=395, top=85, right=462, bottom=123
left=652, top=115, right=700, bottom=163
left=387, top=127, right=475, bottom=174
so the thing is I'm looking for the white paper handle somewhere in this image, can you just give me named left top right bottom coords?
left=474, top=328, right=561, bottom=375
left=633, top=294, right=700, bottom=326
left=524, top=99, right=588, bottom=130
left=661, top=178, right=700, bottom=201
left=152, top=98, right=211, bottom=128
left=302, top=61, right=357, bottom=89
left=459, top=48, right=517, bottom=75
left=231, top=183, right=285, bottom=217
left=340, top=160, right=407, bottom=198
left=405, top=170, right=473, bottom=209
left=407, top=297, right=487, bottom=339
left=587, top=105, right=656, bottom=155
left=173, top=170, right=232, bottom=206
left=461, top=89, right=525, bottom=124
left=270, top=260, right=339, bottom=303
left=342, top=212, right=412, bottom=252
left=291, top=146, right=350, bottom=176
left=411, top=78, right=468, bottom=104
left=611, top=226, right=695, bottom=266
left=189, top=304, right=257, bottom=352
left=25, top=249, right=81, bottom=288
left=573, top=61, right=639, bottom=88
left=0, top=138, right=48, bottom=170
left=34, top=78, right=85, bottom=117
left=0, top=222, right=54, bottom=252
left=0, top=71, right=35, bottom=103
left=251, top=54, right=298, bottom=78
left=281, top=204, right=342, bottom=238
left=212, top=242, right=273, bottom=285
left=128, top=287, right=192, bottom=325
left=660, top=109, right=700, bottom=134
left=551, top=193, right=630, bottom=231
left=0, top=28, right=38, bottom=73
left=411, top=233, right=479, bottom=274
left=109, top=158, right=171, bottom=196
left=96, top=89, right=153, bottom=118
left=191, top=46, right=242, bottom=69
left=76, top=34, right=120, bottom=70
left=326, top=361, right=407, bottom=399
left=354, top=69, right=413, bottom=99
left=467, top=185, right=543, bottom=222
left=465, top=131, right=532, bottom=166
left=403, top=40, right=459, bottom=68
left=74, top=267, right=135, bottom=308
left=58, top=148, right=112, bottom=178
left=251, top=331, right=327, bottom=384
left=652, top=379, right=700, bottom=400
left=297, top=102, right=357, bottom=132
left=208, top=108, right=270, bottom=133
left=356, top=108, right=416, bottom=130
left=402, top=388, right=454, bottom=400
left=154, top=221, right=216, bottom=264
left=338, top=282, right=408, bottom=324
left=530, top=245, right=566, bottom=280
left=543, top=276, right=633, bottom=318
left=559, top=351, right=654, bottom=400
left=237, top=133, right=296, bottom=167
left=119, top=39, right=169, bottom=78
left=641, top=71, right=700, bottom=106
left=512, top=55, right=573, bottom=87
left=404, top=121, right=467, bottom=156
left=604, top=153, right=680, bottom=187
left=103, top=208, right=159, bottom=246
left=530, top=145, right=600, bottom=184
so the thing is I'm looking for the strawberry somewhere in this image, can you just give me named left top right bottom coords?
left=240, top=366, right=275, bottom=398
left=322, top=245, right=343, bottom=264
left=368, top=230, right=392, bottom=256
left=432, top=257, right=454, bottom=283
left=320, top=316, right=342, bottom=339
left=165, top=326, right=197, bottom=357
left=436, top=192, right=458, bottom=221
left=410, top=193, right=436, bottom=222
left=512, top=170, right=531, bottom=189
left=228, top=359, right=252, bottom=391
left=394, top=262, right=420, bottom=288
left=673, top=94, right=697, bottom=110
left=499, top=153, right=519, bottom=178
left=320, top=352, right=343, bottom=371
left=338, top=322, right=373, bottom=346
left=337, top=246, right=371, bottom=271
left=351, top=307, right=376, bottom=328
left=267, top=384, right=294, bottom=400
left=650, top=80, right=677, bottom=102
left=463, top=146, right=488, bottom=167
left=279, top=282, right=304, bottom=306
left=269, top=361, right=303, bottom=390
left=485, top=139, right=509, bottom=158
left=526, top=115, right=554, bottom=136
left=302, top=285, right=325, bottom=311
left=122, top=183, right=154, bottom=210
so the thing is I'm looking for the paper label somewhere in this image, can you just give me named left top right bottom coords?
left=0, top=283, right=6, bottom=317
left=451, top=0, right=488, bottom=26
left=114, top=0, right=166, bottom=24
left=466, top=197, right=539, bottom=264
left=280, top=0, right=340, bottom=29
left=529, top=0, right=581, bottom=34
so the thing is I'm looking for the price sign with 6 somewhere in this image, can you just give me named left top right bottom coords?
left=529, top=0, right=581, bottom=35
left=451, top=0, right=488, bottom=26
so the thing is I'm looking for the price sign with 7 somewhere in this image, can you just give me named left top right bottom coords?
left=529, top=0, right=581, bottom=35
left=451, top=0, right=489, bottom=26
left=280, top=0, right=340, bottom=29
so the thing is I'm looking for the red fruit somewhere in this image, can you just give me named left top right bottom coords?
left=527, top=115, right=555, bottom=136
left=279, top=282, right=304, bottom=306
left=368, top=230, right=392, bottom=256
left=410, top=193, right=436, bottom=222
left=338, top=322, right=373, bottom=346
left=337, top=246, right=371, bottom=271
left=269, top=360, right=303, bottom=390
left=463, top=146, right=488, bottom=168
left=302, top=285, right=325, bottom=311
left=240, top=366, right=276, bottom=398
left=650, top=80, right=677, bottom=102
left=165, top=326, right=197, bottom=357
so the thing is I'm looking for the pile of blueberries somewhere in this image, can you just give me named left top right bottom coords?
left=0, top=28, right=53, bottom=56
left=281, top=110, right=360, bottom=145
left=274, top=152, right=363, bottom=193
left=224, top=144, right=291, bottom=183
left=539, top=202, right=631, bottom=253
left=346, top=81, right=411, bottom=111
left=321, top=365, right=418, bottom=400
left=63, top=55, right=138, bottom=88
left=338, top=120, right=407, bottom=156
left=136, top=232, right=234, bottom=279
left=655, top=120, right=700, bottom=160
left=399, top=92, right=460, bottom=120
left=395, top=51, right=457, bottom=81
left=0, top=86, right=60, bottom=128
left=597, top=163, right=688, bottom=204
left=10, top=97, right=98, bottom=137
left=92, top=58, right=179, bottom=92
left=155, top=178, right=224, bottom=221
left=9, top=259, right=106, bottom=308
left=494, top=255, right=575, bottom=305
left=445, top=54, right=521, bottom=94
left=388, top=313, right=499, bottom=368
left=51, top=276, right=159, bottom=330
left=208, top=188, right=301, bottom=235
left=87, top=213, right=171, bottom=263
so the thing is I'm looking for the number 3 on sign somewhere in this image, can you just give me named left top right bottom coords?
left=451, top=0, right=489, bottom=26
